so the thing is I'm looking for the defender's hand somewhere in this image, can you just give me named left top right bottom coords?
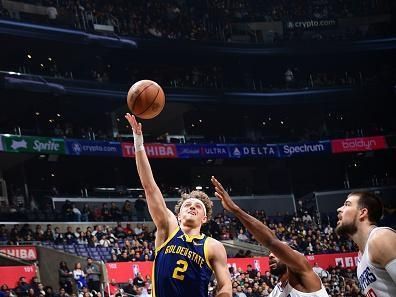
left=211, top=176, right=239, bottom=212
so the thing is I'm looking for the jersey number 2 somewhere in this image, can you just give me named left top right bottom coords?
left=172, top=260, right=188, bottom=280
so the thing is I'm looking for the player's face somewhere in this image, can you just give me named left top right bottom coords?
left=268, top=253, right=287, bottom=276
left=336, top=195, right=359, bottom=236
left=178, top=198, right=207, bottom=227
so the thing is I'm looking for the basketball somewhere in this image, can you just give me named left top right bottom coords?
left=127, top=80, right=165, bottom=119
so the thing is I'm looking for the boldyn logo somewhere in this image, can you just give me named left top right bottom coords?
left=331, top=136, right=387, bottom=153
left=280, top=142, right=330, bottom=157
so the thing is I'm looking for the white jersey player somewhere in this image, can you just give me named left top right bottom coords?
left=211, top=177, right=329, bottom=297
left=337, top=192, right=396, bottom=296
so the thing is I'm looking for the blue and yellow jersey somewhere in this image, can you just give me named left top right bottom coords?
left=153, top=226, right=213, bottom=297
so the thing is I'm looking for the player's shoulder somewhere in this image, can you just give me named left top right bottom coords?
left=370, top=227, right=396, bottom=243
left=369, top=227, right=396, bottom=267
left=205, top=237, right=226, bottom=255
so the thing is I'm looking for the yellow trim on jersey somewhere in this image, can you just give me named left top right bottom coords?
left=152, top=257, right=157, bottom=297
left=183, top=233, right=205, bottom=242
left=155, top=226, right=180, bottom=254
left=204, top=237, right=213, bottom=271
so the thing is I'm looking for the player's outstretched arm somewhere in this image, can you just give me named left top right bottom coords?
left=125, top=114, right=177, bottom=235
left=369, top=228, right=396, bottom=283
left=207, top=238, right=232, bottom=297
left=211, top=176, right=311, bottom=274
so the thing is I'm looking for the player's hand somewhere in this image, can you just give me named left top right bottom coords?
left=211, top=176, right=239, bottom=212
left=125, top=113, right=142, bottom=135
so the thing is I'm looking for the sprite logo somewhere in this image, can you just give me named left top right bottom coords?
left=2, top=135, right=65, bottom=154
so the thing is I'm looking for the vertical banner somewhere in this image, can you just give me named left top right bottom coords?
left=0, top=135, right=3, bottom=151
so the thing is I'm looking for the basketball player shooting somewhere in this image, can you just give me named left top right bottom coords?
left=336, top=192, right=396, bottom=296
left=125, top=114, right=231, bottom=297
left=211, top=176, right=329, bottom=297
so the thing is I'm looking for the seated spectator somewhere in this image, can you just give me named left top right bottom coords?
left=237, top=228, right=249, bottom=241
left=0, top=284, right=13, bottom=297
left=122, top=279, right=137, bottom=296
left=117, top=251, right=129, bottom=262
left=15, top=277, right=30, bottom=297
left=133, top=272, right=145, bottom=288
left=104, top=279, right=119, bottom=297
left=55, top=288, right=69, bottom=297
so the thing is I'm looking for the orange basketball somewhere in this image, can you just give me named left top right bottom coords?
left=127, top=80, right=165, bottom=119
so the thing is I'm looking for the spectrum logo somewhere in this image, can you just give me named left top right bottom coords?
left=331, top=136, right=387, bottom=153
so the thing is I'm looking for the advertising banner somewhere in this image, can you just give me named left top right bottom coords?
left=175, top=144, right=202, bottom=158
left=331, top=136, right=387, bottom=153
left=105, top=252, right=358, bottom=283
left=200, top=144, right=230, bottom=158
left=305, top=252, right=358, bottom=269
left=106, top=257, right=270, bottom=283
left=0, top=246, right=38, bottom=260
left=66, top=140, right=121, bottom=156
left=285, top=18, right=337, bottom=31
left=122, top=143, right=177, bottom=159
left=279, top=141, right=331, bottom=157
left=2, top=135, right=65, bottom=154
left=0, top=266, right=37, bottom=288
left=228, top=144, right=279, bottom=158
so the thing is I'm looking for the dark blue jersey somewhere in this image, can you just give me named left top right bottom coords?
left=153, top=227, right=213, bottom=297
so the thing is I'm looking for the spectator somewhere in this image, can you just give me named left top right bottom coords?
left=62, top=200, right=73, bottom=221
left=15, top=277, right=30, bottom=297
left=134, top=196, right=147, bottom=221
left=104, top=280, right=118, bottom=297
left=237, top=228, right=249, bottom=242
left=121, top=201, right=133, bottom=220
left=77, top=287, right=90, bottom=297
left=58, top=261, right=73, bottom=295
left=55, top=288, right=69, bottom=297
left=133, top=224, right=143, bottom=236
left=84, top=258, right=101, bottom=293
left=101, top=204, right=112, bottom=221
left=133, top=272, right=145, bottom=288
left=73, top=263, right=86, bottom=292
left=109, top=203, right=121, bottom=220
left=122, top=279, right=137, bottom=296
left=44, top=287, right=54, bottom=297
left=64, top=227, right=77, bottom=245
left=0, top=284, right=12, bottom=297
left=81, top=204, right=91, bottom=222
left=117, top=251, right=129, bottom=262
left=71, top=204, right=82, bottom=222
left=245, top=265, right=257, bottom=279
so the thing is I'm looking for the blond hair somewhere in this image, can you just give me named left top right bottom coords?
left=174, top=191, right=213, bottom=221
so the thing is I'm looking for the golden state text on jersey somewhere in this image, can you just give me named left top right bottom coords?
left=153, top=227, right=213, bottom=297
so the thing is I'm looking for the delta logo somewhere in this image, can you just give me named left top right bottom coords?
left=331, top=136, right=387, bottom=153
